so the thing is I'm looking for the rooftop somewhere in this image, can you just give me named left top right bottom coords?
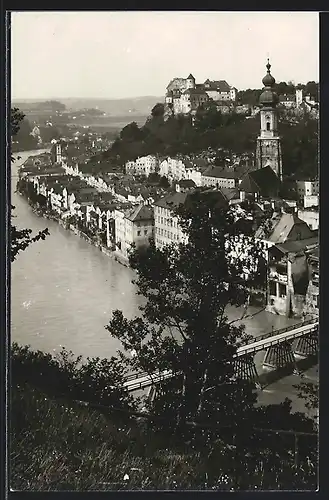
left=126, top=204, right=154, bottom=222
left=256, top=212, right=314, bottom=244
left=154, top=191, right=190, bottom=210
left=202, top=166, right=240, bottom=179
left=240, top=166, right=280, bottom=196
left=275, top=238, right=319, bottom=255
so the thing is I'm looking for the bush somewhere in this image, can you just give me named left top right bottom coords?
left=11, top=343, right=136, bottom=412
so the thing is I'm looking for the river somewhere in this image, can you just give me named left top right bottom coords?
left=10, top=150, right=318, bottom=417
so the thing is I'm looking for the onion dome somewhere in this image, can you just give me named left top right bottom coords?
left=262, top=60, right=275, bottom=87
left=259, top=59, right=278, bottom=107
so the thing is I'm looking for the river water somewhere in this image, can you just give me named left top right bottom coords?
left=10, top=150, right=318, bottom=417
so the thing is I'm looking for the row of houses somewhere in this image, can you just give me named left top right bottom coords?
left=19, top=151, right=318, bottom=320
left=125, top=154, right=320, bottom=210
left=108, top=181, right=318, bottom=320
left=152, top=190, right=319, bottom=319
left=125, top=154, right=246, bottom=188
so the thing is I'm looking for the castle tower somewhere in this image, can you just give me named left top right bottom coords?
left=256, top=60, right=282, bottom=180
left=56, top=143, right=62, bottom=164
left=296, top=88, right=303, bottom=107
left=186, top=73, right=196, bottom=90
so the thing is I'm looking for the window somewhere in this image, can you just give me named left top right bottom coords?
left=161, top=217, right=163, bottom=224
left=137, top=230, right=141, bottom=236
left=279, top=283, right=286, bottom=298
left=269, top=281, right=276, bottom=296
left=266, top=122, right=270, bottom=131
left=144, top=229, right=148, bottom=235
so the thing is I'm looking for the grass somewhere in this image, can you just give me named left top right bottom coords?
left=11, top=383, right=212, bottom=491
left=10, top=382, right=318, bottom=491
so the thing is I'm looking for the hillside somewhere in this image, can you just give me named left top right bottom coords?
left=12, top=96, right=163, bottom=117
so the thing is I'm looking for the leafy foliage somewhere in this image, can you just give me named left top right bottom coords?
left=294, top=380, right=319, bottom=421
left=106, top=193, right=267, bottom=433
left=105, top=192, right=318, bottom=489
left=10, top=216, right=49, bottom=262
left=280, top=115, right=318, bottom=180
left=11, top=383, right=317, bottom=491
left=10, top=108, right=50, bottom=261
left=11, top=107, right=39, bottom=153
left=11, top=343, right=136, bottom=412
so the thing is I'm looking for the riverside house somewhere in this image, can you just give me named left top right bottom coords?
left=114, top=204, right=154, bottom=260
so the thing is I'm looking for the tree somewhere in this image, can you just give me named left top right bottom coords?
left=151, top=102, right=165, bottom=118
left=305, top=81, right=318, bottom=100
left=159, top=175, right=170, bottom=188
left=10, top=108, right=49, bottom=262
left=147, top=172, right=161, bottom=184
left=11, top=107, right=38, bottom=153
left=294, top=379, right=319, bottom=423
left=106, top=192, right=267, bottom=436
left=120, top=121, right=143, bottom=142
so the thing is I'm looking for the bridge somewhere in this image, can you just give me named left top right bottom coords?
left=123, top=318, right=318, bottom=393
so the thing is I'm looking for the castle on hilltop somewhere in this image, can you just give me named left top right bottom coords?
left=165, top=73, right=237, bottom=115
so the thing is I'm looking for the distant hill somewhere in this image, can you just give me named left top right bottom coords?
left=12, top=96, right=163, bottom=117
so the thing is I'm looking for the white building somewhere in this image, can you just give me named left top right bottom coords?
left=201, top=166, right=240, bottom=189
left=159, top=157, right=186, bottom=182
left=296, top=180, right=319, bottom=199
left=303, top=195, right=319, bottom=209
left=114, top=204, right=154, bottom=260
left=297, top=208, right=319, bottom=231
left=125, top=155, right=158, bottom=176
left=154, top=192, right=189, bottom=250
left=159, top=157, right=204, bottom=186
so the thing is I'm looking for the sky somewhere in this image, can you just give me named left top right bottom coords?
left=11, top=11, right=319, bottom=100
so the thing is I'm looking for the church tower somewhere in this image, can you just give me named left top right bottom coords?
left=256, top=60, right=282, bottom=180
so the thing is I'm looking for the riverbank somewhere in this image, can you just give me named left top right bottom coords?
left=21, top=188, right=131, bottom=267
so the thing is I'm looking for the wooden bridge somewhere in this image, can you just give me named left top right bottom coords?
left=123, top=318, right=318, bottom=392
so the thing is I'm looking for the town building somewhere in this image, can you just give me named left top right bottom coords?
left=153, top=192, right=189, bottom=250
left=239, top=165, right=281, bottom=201
left=201, top=166, right=240, bottom=189
left=175, top=179, right=196, bottom=193
left=296, top=179, right=319, bottom=199
left=255, top=60, right=283, bottom=180
left=278, top=94, right=296, bottom=108
left=297, top=208, right=319, bottom=231
left=203, top=79, right=237, bottom=101
left=267, top=238, right=318, bottom=318
left=154, top=189, right=228, bottom=251
left=303, top=195, right=319, bottom=209
left=255, top=212, right=314, bottom=247
left=125, top=155, right=159, bottom=176
left=305, top=248, right=319, bottom=317
left=278, top=88, right=304, bottom=109
left=114, top=204, right=154, bottom=260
